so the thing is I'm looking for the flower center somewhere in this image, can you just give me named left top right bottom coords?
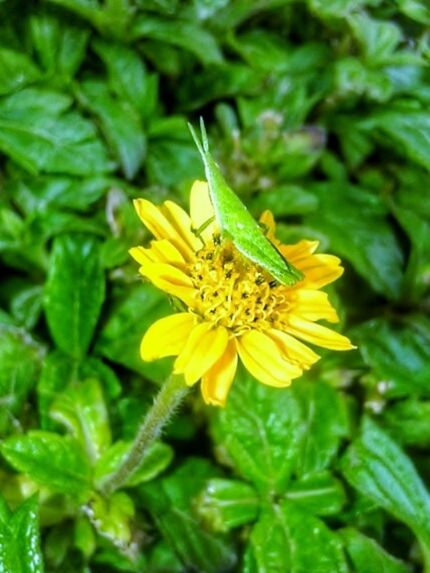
left=189, top=236, right=289, bottom=334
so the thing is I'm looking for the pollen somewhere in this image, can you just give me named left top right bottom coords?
left=189, top=237, right=289, bottom=335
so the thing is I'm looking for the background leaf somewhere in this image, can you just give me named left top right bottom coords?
left=212, top=370, right=303, bottom=494
left=1, top=431, right=92, bottom=497
left=139, top=458, right=236, bottom=573
left=293, top=380, right=349, bottom=476
left=50, top=378, right=111, bottom=462
left=244, top=500, right=348, bottom=573
left=197, top=478, right=259, bottom=532
left=78, top=79, right=146, bottom=180
left=0, top=325, right=43, bottom=434
left=342, top=418, right=430, bottom=542
left=44, top=234, right=105, bottom=359
left=0, top=88, right=113, bottom=175
left=340, top=528, right=410, bottom=573
left=0, top=496, right=44, bottom=573
left=355, top=316, right=430, bottom=397
left=0, top=49, right=40, bottom=95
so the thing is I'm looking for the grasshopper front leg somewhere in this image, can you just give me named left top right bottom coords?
left=191, top=216, right=216, bottom=246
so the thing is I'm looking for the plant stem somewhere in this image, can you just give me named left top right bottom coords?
left=100, top=374, right=189, bottom=496
left=419, top=533, right=430, bottom=573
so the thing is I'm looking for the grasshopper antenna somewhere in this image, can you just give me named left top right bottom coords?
left=188, top=121, right=205, bottom=158
left=199, top=117, right=210, bottom=153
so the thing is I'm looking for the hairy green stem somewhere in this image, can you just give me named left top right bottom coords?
left=100, top=374, right=189, bottom=496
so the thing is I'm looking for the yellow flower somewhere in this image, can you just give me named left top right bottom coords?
left=130, top=181, right=354, bottom=406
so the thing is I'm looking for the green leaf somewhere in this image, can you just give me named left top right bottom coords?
left=74, top=516, right=96, bottom=559
left=340, top=528, right=410, bottom=573
left=9, top=285, right=43, bottom=330
left=348, top=13, right=403, bottom=64
left=333, top=57, right=393, bottom=103
left=212, top=370, right=303, bottom=494
left=0, top=48, right=40, bottom=96
left=250, top=184, right=318, bottom=217
left=37, top=350, right=77, bottom=430
left=29, top=10, right=90, bottom=78
left=382, top=399, right=430, bottom=448
left=78, top=79, right=146, bottom=179
left=44, top=234, right=105, bottom=359
left=177, top=62, right=262, bottom=111
left=148, top=541, right=183, bottom=573
left=131, top=15, right=223, bottom=65
left=230, top=29, right=294, bottom=73
left=354, top=316, right=430, bottom=397
left=38, top=357, right=119, bottom=435
left=361, top=109, right=430, bottom=172
left=95, top=440, right=173, bottom=488
left=139, top=458, right=236, bottom=573
left=306, top=182, right=404, bottom=299
left=197, top=478, right=259, bottom=532
left=392, top=202, right=430, bottom=302
left=96, top=284, right=172, bottom=382
left=43, top=523, right=72, bottom=568
left=92, top=39, right=156, bottom=118
left=244, top=500, right=347, bottom=573
left=0, top=324, right=43, bottom=434
left=284, top=471, right=346, bottom=516
left=50, top=378, right=111, bottom=462
left=8, top=173, right=114, bottom=214
left=146, top=116, right=201, bottom=186
left=397, top=0, right=430, bottom=24
left=341, top=417, right=430, bottom=540
left=89, top=491, right=135, bottom=547
left=1, top=431, right=92, bottom=497
left=0, top=496, right=44, bottom=573
left=79, top=357, right=122, bottom=399
left=293, top=380, right=349, bottom=476
left=308, top=0, right=375, bottom=19
left=0, top=87, right=113, bottom=175
left=46, top=0, right=134, bottom=38
left=34, top=210, right=106, bottom=242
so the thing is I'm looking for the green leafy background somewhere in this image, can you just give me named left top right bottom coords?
left=1, top=0, right=430, bottom=571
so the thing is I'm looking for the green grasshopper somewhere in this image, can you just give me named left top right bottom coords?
left=188, top=118, right=303, bottom=286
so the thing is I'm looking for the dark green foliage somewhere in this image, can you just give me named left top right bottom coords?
left=0, top=1, right=429, bottom=571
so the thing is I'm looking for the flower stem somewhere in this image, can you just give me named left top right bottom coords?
left=100, top=373, right=189, bottom=496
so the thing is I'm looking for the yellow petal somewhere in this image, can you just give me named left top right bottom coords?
left=280, top=240, right=320, bottom=263
left=236, top=330, right=302, bottom=388
left=174, top=323, right=229, bottom=386
left=162, top=200, right=201, bottom=252
left=299, top=254, right=344, bottom=289
left=133, top=198, right=194, bottom=260
left=150, top=240, right=186, bottom=265
left=290, top=289, right=339, bottom=323
left=285, top=315, right=355, bottom=351
left=129, top=246, right=156, bottom=266
left=140, top=313, right=196, bottom=361
left=129, top=240, right=185, bottom=267
left=139, top=261, right=195, bottom=306
left=201, top=339, right=238, bottom=406
left=268, top=329, right=320, bottom=369
left=190, top=180, right=217, bottom=241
